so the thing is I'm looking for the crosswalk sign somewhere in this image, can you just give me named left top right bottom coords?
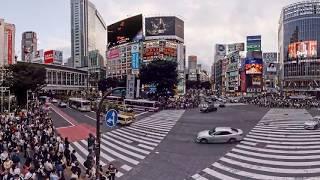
left=105, top=109, right=118, bottom=128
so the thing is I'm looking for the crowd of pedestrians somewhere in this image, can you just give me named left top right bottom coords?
left=159, top=89, right=214, bottom=110
left=0, top=98, right=119, bottom=180
left=240, top=94, right=320, bottom=109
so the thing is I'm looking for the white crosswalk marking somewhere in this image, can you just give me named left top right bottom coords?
left=70, top=110, right=184, bottom=179
left=187, top=108, right=320, bottom=179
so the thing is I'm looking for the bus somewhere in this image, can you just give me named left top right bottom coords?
left=68, top=98, right=91, bottom=112
left=124, top=99, right=160, bottom=112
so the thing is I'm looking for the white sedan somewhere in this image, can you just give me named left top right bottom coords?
left=196, top=127, right=243, bottom=144
left=304, top=116, right=320, bottom=130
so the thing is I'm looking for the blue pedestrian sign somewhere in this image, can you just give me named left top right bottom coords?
left=105, top=109, right=118, bottom=128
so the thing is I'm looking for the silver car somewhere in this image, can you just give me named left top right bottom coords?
left=304, top=116, right=320, bottom=130
left=196, top=127, right=243, bottom=144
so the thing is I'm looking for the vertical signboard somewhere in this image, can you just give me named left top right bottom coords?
left=54, top=50, right=63, bottom=65
left=6, top=29, right=12, bottom=65
left=126, top=75, right=135, bottom=99
left=131, top=43, right=140, bottom=74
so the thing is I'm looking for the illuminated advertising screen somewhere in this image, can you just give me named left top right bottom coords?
left=245, top=58, right=263, bottom=74
left=247, top=35, right=261, bottom=51
left=143, top=47, right=177, bottom=61
left=252, top=76, right=262, bottom=85
left=145, top=16, right=184, bottom=39
left=107, top=14, right=143, bottom=48
left=288, top=41, right=317, bottom=59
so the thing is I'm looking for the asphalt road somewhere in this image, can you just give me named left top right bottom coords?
left=122, top=105, right=269, bottom=180
left=50, top=103, right=153, bottom=134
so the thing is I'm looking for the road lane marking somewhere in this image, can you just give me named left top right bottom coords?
left=191, top=173, right=209, bottom=180
left=137, top=144, right=154, bottom=150
left=121, top=164, right=132, bottom=171
left=266, top=144, right=320, bottom=149
left=202, top=168, right=238, bottom=180
left=81, top=139, right=139, bottom=165
left=73, top=141, right=107, bottom=166
left=212, top=162, right=295, bottom=180
left=236, top=144, right=320, bottom=154
left=134, top=111, right=148, bottom=117
left=84, top=114, right=96, bottom=121
left=102, top=134, right=150, bottom=155
left=221, top=156, right=320, bottom=174
left=100, top=137, right=145, bottom=160
left=244, top=137, right=320, bottom=145
left=50, top=105, right=75, bottom=126
left=115, top=129, right=161, bottom=143
left=111, top=131, right=158, bottom=146
left=226, top=152, right=320, bottom=166
left=232, top=148, right=320, bottom=160
left=106, top=132, right=133, bottom=143
left=246, top=134, right=320, bottom=141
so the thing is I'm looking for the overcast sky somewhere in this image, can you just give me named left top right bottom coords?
left=1, top=0, right=300, bottom=70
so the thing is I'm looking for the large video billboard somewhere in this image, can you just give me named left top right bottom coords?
left=228, top=43, right=245, bottom=53
left=247, top=35, right=261, bottom=52
left=266, top=63, right=277, bottom=72
left=145, top=16, right=184, bottom=39
left=107, top=14, right=143, bottom=48
left=288, top=41, right=317, bottom=59
left=245, top=58, right=263, bottom=74
left=215, top=44, right=226, bottom=56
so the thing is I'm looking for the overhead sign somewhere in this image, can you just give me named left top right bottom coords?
left=105, top=109, right=118, bottom=128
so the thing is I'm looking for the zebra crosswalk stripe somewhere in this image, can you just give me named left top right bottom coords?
left=187, top=108, right=320, bottom=179
left=70, top=110, right=185, bottom=179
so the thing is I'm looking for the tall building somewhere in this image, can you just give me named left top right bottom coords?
left=279, top=1, right=320, bottom=96
left=0, top=18, right=15, bottom=66
left=213, top=44, right=227, bottom=95
left=70, top=0, right=106, bottom=68
left=188, top=56, right=197, bottom=70
left=21, top=31, right=37, bottom=62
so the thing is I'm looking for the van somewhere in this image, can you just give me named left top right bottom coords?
left=118, top=114, right=134, bottom=125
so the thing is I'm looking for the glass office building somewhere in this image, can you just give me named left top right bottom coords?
left=278, top=1, right=320, bottom=95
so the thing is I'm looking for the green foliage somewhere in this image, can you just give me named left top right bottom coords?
left=98, top=77, right=126, bottom=92
left=4, top=63, right=46, bottom=107
left=140, top=60, right=178, bottom=97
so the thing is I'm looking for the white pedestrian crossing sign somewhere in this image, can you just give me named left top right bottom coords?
left=105, top=109, right=118, bottom=128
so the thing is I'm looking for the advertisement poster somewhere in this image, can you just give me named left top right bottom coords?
left=252, top=76, right=262, bottom=85
left=107, top=48, right=120, bottom=59
left=288, top=41, right=317, bottom=59
left=266, top=63, right=277, bottom=72
left=107, top=14, right=143, bottom=48
left=145, top=16, right=184, bottom=39
left=228, top=43, right=244, bottom=53
left=44, top=50, right=54, bottom=64
left=216, top=44, right=226, bottom=56
left=245, top=64, right=263, bottom=74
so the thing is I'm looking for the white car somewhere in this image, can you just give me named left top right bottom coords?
left=196, top=127, right=243, bottom=144
left=51, top=99, right=58, bottom=103
left=58, top=102, right=67, bottom=108
left=304, top=116, right=320, bottom=130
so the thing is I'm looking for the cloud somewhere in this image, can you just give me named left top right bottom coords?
left=2, top=0, right=300, bottom=70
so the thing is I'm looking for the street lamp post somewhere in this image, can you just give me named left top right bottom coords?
left=95, top=87, right=123, bottom=178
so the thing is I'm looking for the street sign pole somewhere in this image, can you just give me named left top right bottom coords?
left=95, top=87, right=123, bottom=178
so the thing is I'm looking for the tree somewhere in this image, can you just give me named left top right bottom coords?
left=98, top=77, right=118, bottom=92
left=4, top=63, right=46, bottom=107
left=140, top=60, right=178, bottom=97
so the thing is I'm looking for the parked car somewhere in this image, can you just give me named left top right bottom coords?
left=196, top=127, right=243, bottom=144
left=58, top=102, right=67, bottom=108
left=199, top=102, right=217, bottom=113
left=304, top=116, right=320, bottom=130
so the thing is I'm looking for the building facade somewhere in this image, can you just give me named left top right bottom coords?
left=263, top=52, right=279, bottom=93
left=0, top=18, right=15, bottom=66
left=21, top=31, right=37, bottom=62
left=279, top=1, right=320, bottom=96
left=71, top=0, right=106, bottom=68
